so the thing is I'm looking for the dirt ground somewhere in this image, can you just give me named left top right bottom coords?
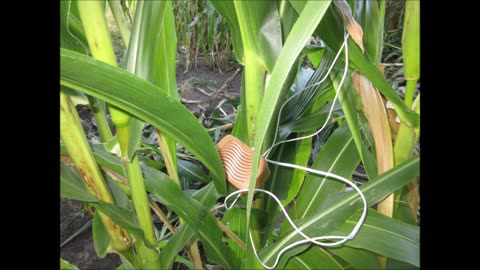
left=60, top=55, right=409, bottom=269
left=60, top=57, right=242, bottom=269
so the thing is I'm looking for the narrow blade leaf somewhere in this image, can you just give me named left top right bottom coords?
left=60, top=49, right=226, bottom=194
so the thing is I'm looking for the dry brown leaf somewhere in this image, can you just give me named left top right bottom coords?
left=407, top=178, right=419, bottom=222
left=352, top=72, right=394, bottom=217
left=334, top=0, right=365, bottom=53
left=379, top=65, right=400, bottom=141
left=382, top=96, right=400, bottom=141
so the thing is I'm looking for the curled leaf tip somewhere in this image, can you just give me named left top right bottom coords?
left=347, top=20, right=365, bottom=53
left=334, top=0, right=365, bottom=53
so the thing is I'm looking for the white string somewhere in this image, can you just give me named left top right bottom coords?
left=263, top=32, right=350, bottom=159
left=224, top=164, right=367, bottom=269
left=222, top=31, right=368, bottom=269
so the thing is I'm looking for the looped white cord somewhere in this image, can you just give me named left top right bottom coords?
left=223, top=31, right=368, bottom=269
left=263, top=32, right=351, bottom=159
left=224, top=164, right=367, bottom=269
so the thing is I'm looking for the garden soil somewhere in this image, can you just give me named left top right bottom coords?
left=60, top=58, right=242, bottom=269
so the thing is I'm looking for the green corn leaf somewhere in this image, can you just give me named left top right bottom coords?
left=159, top=183, right=220, bottom=269
left=60, top=258, right=79, bottom=270
left=282, top=50, right=335, bottom=123
left=66, top=13, right=88, bottom=50
left=92, top=202, right=152, bottom=249
left=154, top=1, right=178, bottom=94
left=177, top=159, right=211, bottom=184
left=240, top=2, right=333, bottom=267
left=159, top=225, right=192, bottom=270
left=284, top=246, right=344, bottom=270
left=104, top=173, right=133, bottom=211
left=354, top=0, right=384, bottom=65
left=394, top=185, right=418, bottom=225
left=60, top=164, right=152, bottom=249
left=231, top=1, right=282, bottom=73
left=153, top=1, right=181, bottom=182
left=277, top=0, right=299, bottom=43
left=258, top=155, right=419, bottom=266
left=60, top=0, right=88, bottom=54
left=60, top=164, right=99, bottom=202
left=289, top=122, right=360, bottom=221
left=247, top=0, right=332, bottom=249
left=332, top=210, right=419, bottom=267
left=124, top=0, right=166, bottom=82
left=332, top=68, right=378, bottom=178
left=142, top=166, right=240, bottom=269
left=280, top=103, right=343, bottom=135
left=330, top=246, right=382, bottom=269
left=122, top=0, right=168, bottom=161
left=263, top=137, right=311, bottom=244
left=303, top=45, right=325, bottom=68
left=386, top=258, right=418, bottom=270
left=60, top=49, right=226, bottom=194
left=90, top=143, right=124, bottom=175
left=222, top=207, right=247, bottom=260
left=92, top=210, right=111, bottom=257
left=289, top=1, right=418, bottom=129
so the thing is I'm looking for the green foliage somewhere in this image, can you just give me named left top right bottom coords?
left=60, top=258, right=79, bottom=270
left=60, top=0, right=420, bottom=269
left=174, top=0, right=234, bottom=71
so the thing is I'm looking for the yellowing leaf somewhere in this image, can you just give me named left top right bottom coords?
left=352, top=72, right=394, bottom=217
left=334, top=0, right=365, bottom=53
left=407, top=178, right=419, bottom=220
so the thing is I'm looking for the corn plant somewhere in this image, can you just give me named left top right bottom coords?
left=174, top=0, right=234, bottom=72
left=60, top=0, right=419, bottom=269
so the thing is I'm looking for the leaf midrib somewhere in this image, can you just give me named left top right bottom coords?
left=301, top=136, right=354, bottom=218
left=261, top=160, right=415, bottom=263
left=344, top=219, right=419, bottom=245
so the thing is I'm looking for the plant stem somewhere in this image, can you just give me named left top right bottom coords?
left=77, top=0, right=131, bottom=155
left=206, top=123, right=233, bottom=133
left=99, top=163, right=178, bottom=236
left=125, top=155, right=162, bottom=268
left=155, top=130, right=180, bottom=186
left=188, top=239, right=203, bottom=270
left=68, top=15, right=89, bottom=49
left=77, top=2, right=117, bottom=64
left=215, top=219, right=246, bottom=251
left=65, top=3, right=113, bottom=143
left=60, top=88, right=131, bottom=253
left=233, top=1, right=265, bottom=146
left=77, top=2, right=160, bottom=267
left=61, top=91, right=114, bottom=202
left=86, top=95, right=113, bottom=142
left=243, top=55, right=264, bottom=146
left=393, top=94, right=420, bottom=222
left=392, top=0, right=420, bottom=226
left=403, top=80, right=417, bottom=108
left=412, top=94, right=420, bottom=140
left=148, top=198, right=176, bottom=234
left=152, top=3, right=206, bottom=267
left=107, top=0, right=131, bottom=47
left=402, top=0, right=420, bottom=108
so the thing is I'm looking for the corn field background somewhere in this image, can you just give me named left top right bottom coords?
left=60, top=0, right=419, bottom=269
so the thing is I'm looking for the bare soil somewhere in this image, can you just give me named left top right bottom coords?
left=60, top=57, right=242, bottom=269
